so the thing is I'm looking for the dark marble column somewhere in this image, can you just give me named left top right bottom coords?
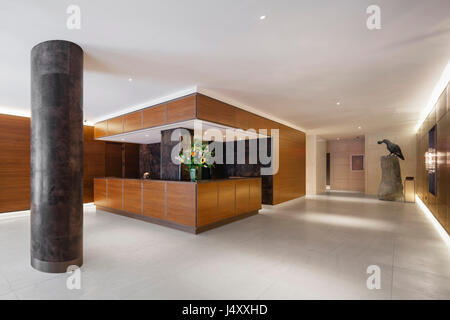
left=160, top=128, right=193, bottom=180
left=30, top=40, right=83, bottom=273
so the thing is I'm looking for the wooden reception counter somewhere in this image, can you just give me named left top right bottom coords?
left=94, top=177, right=262, bottom=233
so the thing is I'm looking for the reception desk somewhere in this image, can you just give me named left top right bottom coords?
left=94, top=177, right=262, bottom=233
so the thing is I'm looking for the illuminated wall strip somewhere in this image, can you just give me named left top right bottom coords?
left=0, top=203, right=96, bottom=221
left=416, top=195, right=450, bottom=247
left=0, top=106, right=31, bottom=118
left=0, top=107, right=95, bottom=126
left=415, top=60, right=450, bottom=132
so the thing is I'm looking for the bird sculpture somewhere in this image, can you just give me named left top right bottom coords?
left=377, top=139, right=405, bottom=160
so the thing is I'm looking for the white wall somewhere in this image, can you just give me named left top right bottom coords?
left=365, top=128, right=417, bottom=195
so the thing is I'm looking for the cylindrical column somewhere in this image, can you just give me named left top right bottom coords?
left=31, top=40, right=83, bottom=273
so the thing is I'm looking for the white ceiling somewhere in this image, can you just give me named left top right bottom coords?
left=1, top=0, right=450, bottom=139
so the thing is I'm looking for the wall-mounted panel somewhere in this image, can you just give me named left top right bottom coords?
left=166, top=182, right=196, bottom=226
left=0, top=115, right=106, bottom=213
left=124, top=111, right=142, bottom=133
left=142, top=104, right=166, bottom=128
left=107, top=179, right=123, bottom=210
left=197, top=94, right=237, bottom=128
left=143, top=180, right=165, bottom=220
left=94, top=120, right=107, bottom=138
left=166, top=95, right=197, bottom=123
left=124, top=143, right=140, bottom=178
left=94, top=178, right=107, bottom=207
left=105, top=142, right=122, bottom=177
left=0, top=114, right=30, bottom=213
left=249, top=178, right=262, bottom=211
left=417, top=83, right=449, bottom=234
left=423, top=107, right=436, bottom=133
left=436, top=89, right=448, bottom=122
left=235, top=179, right=249, bottom=215
left=107, top=116, right=124, bottom=136
left=437, top=112, right=449, bottom=232
left=84, top=126, right=106, bottom=202
left=197, top=182, right=219, bottom=227
left=218, top=180, right=236, bottom=220
left=124, top=179, right=141, bottom=214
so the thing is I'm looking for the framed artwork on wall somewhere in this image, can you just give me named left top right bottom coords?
left=350, top=154, right=364, bottom=171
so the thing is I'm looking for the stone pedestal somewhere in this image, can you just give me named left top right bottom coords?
left=378, top=155, right=403, bottom=201
left=30, top=40, right=83, bottom=273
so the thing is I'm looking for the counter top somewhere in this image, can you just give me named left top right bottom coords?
left=94, top=177, right=261, bottom=183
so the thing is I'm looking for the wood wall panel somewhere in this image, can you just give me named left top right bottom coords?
left=124, top=143, right=140, bottom=178
left=437, top=112, right=449, bottom=232
left=0, top=116, right=106, bottom=213
left=105, top=142, right=122, bottom=177
left=166, top=95, right=197, bottom=123
left=273, top=133, right=306, bottom=204
left=107, top=117, right=123, bottom=136
left=143, top=181, right=165, bottom=220
left=196, top=93, right=306, bottom=204
left=218, top=180, right=236, bottom=220
left=436, top=89, right=447, bottom=122
left=83, top=126, right=106, bottom=202
left=197, top=94, right=237, bottom=128
left=0, top=114, right=30, bottom=212
left=417, top=83, right=450, bottom=234
left=94, top=178, right=107, bottom=207
left=124, top=179, right=142, bottom=214
left=197, top=182, right=219, bottom=227
left=235, top=180, right=249, bottom=215
left=166, top=183, right=196, bottom=226
left=142, top=104, right=166, bottom=128
left=94, top=120, right=107, bottom=138
left=249, top=178, right=262, bottom=211
left=124, top=111, right=142, bottom=133
left=107, top=179, right=123, bottom=210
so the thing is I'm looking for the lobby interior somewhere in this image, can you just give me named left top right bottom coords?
left=0, top=1, right=450, bottom=300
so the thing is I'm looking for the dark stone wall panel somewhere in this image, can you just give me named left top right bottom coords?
left=139, top=143, right=161, bottom=179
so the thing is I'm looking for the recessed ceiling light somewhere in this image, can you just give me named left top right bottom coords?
left=259, top=15, right=266, bottom=20
left=128, top=78, right=133, bottom=82
left=336, top=102, right=341, bottom=106
left=358, top=126, right=362, bottom=130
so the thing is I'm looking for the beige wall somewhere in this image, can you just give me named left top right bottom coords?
left=328, top=137, right=365, bottom=192
left=306, top=135, right=327, bottom=195
left=316, top=138, right=327, bottom=194
left=365, top=128, right=417, bottom=195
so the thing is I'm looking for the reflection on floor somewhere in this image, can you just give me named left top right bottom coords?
left=0, top=192, right=449, bottom=300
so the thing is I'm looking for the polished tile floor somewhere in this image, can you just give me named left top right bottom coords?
left=0, top=192, right=449, bottom=300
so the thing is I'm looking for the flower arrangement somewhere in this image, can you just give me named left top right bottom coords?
left=178, top=139, right=215, bottom=181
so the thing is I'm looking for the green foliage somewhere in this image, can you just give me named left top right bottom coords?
left=177, top=139, right=215, bottom=171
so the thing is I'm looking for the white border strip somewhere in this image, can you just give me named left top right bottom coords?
left=416, top=195, right=450, bottom=247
